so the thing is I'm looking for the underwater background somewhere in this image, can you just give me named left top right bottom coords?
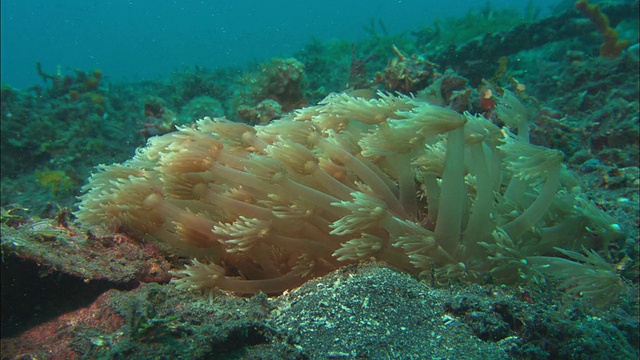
left=2, top=0, right=561, bottom=89
left=1, top=0, right=639, bottom=359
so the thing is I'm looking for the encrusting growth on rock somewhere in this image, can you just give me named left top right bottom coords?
left=76, top=89, right=623, bottom=305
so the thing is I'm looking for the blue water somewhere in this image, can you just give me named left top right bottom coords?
left=1, top=0, right=561, bottom=89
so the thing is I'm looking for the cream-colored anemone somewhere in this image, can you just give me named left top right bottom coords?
left=332, top=233, right=384, bottom=261
left=527, top=247, right=623, bottom=307
left=320, top=91, right=415, bottom=124
left=413, top=140, right=447, bottom=176
left=358, top=103, right=466, bottom=158
left=75, top=164, right=163, bottom=231
left=330, top=191, right=388, bottom=236
left=463, top=111, right=502, bottom=146
left=499, top=133, right=564, bottom=239
left=495, top=90, right=530, bottom=139
left=394, top=102, right=467, bottom=138
left=197, top=117, right=268, bottom=152
left=256, top=119, right=318, bottom=147
left=170, top=258, right=304, bottom=295
left=213, top=216, right=271, bottom=253
left=499, top=134, right=564, bottom=186
left=76, top=91, right=624, bottom=305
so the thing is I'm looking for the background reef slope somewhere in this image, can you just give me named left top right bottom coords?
left=1, top=1, right=638, bottom=359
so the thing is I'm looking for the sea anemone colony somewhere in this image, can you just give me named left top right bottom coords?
left=75, top=90, right=623, bottom=305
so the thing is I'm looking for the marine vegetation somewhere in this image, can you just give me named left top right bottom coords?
left=236, top=57, right=307, bottom=124
left=76, top=88, right=624, bottom=306
left=34, top=168, right=75, bottom=196
left=575, top=0, right=630, bottom=57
